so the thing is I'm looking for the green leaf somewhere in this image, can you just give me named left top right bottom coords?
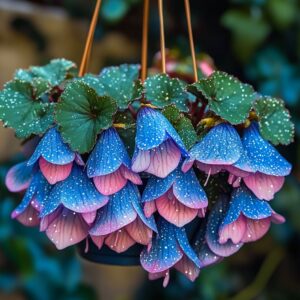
left=189, top=71, right=256, bottom=124
left=15, top=59, right=77, bottom=87
left=97, top=64, right=142, bottom=109
left=56, top=81, right=118, bottom=153
left=145, top=74, right=188, bottom=112
left=254, top=97, right=294, bottom=145
left=162, top=105, right=197, bottom=149
left=114, top=111, right=136, bottom=156
left=0, top=80, right=54, bottom=138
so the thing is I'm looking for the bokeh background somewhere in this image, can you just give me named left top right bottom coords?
left=0, top=0, right=299, bottom=299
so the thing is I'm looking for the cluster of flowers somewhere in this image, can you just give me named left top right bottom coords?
left=7, top=106, right=291, bottom=286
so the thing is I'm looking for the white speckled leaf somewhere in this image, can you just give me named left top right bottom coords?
left=94, top=64, right=142, bottom=109
left=56, top=81, right=117, bottom=153
left=254, top=97, right=294, bottom=145
left=0, top=80, right=54, bottom=138
left=145, top=74, right=188, bottom=112
left=189, top=71, right=256, bottom=124
left=15, top=58, right=77, bottom=87
left=162, top=105, right=197, bottom=149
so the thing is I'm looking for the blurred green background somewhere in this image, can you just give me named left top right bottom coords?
left=0, top=0, right=299, bottom=299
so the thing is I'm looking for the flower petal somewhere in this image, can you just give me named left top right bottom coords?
left=185, top=123, right=243, bottom=166
left=41, top=165, right=108, bottom=217
left=242, top=123, right=291, bottom=176
left=89, top=183, right=138, bottom=235
left=5, top=161, right=34, bottom=192
left=191, top=222, right=223, bottom=267
left=91, top=235, right=106, bottom=249
left=206, top=196, right=243, bottom=257
left=140, top=218, right=183, bottom=273
left=221, top=185, right=272, bottom=227
left=135, top=107, right=187, bottom=155
left=120, top=165, right=142, bottom=185
left=142, top=170, right=176, bottom=202
left=105, top=229, right=136, bottom=253
left=145, top=139, right=181, bottom=178
left=39, top=157, right=73, bottom=184
left=131, top=149, right=151, bottom=173
left=82, top=211, right=97, bottom=224
left=241, top=218, right=271, bottom=243
left=126, top=217, right=153, bottom=245
left=144, top=201, right=157, bottom=218
left=219, top=215, right=247, bottom=244
left=46, top=208, right=89, bottom=250
left=15, top=204, right=40, bottom=227
left=87, top=128, right=131, bottom=177
left=28, top=127, right=75, bottom=165
left=156, top=191, right=198, bottom=227
left=174, top=255, right=200, bottom=282
left=93, top=168, right=127, bottom=196
left=243, top=173, right=285, bottom=201
left=173, top=167, right=208, bottom=209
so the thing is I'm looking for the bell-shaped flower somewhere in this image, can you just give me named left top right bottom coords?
left=11, top=171, right=52, bottom=227
left=219, top=185, right=285, bottom=244
left=142, top=165, right=208, bottom=227
left=191, top=220, right=223, bottom=268
left=182, top=123, right=243, bottom=177
left=27, top=127, right=84, bottom=184
left=41, top=206, right=90, bottom=250
left=89, top=182, right=157, bottom=253
left=227, top=123, right=292, bottom=200
left=132, top=107, right=188, bottom=178
left=39, top=165, right=108, bottom=221
left=87, top=127, right=142, bottom=196
left=205, top=195, right=244, bottom=257
left=140, top=217, right=201, bottom=287
left=5, top=160, right=35, bottom=192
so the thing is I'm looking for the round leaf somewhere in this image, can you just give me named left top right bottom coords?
left=56, top=81, right=118, bottom=153
left=254, top=97, right=294, bottom=145
left=0, top=80, right=54, bottom=138
left=189, top=71, right=256, bottom=124
left=145, top=74, right=188, bottom=112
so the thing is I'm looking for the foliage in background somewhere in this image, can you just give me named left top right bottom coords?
left=0, top=0, right=299, bottom=299
left=0, top=160, right=97, bottom=300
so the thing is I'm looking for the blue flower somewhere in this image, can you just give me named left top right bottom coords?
left=28, top=127, right=84, bottom=184
left=219, top=185, right=285, bottom=244
left=205, top=195, right=243, bottom=257
left=142, top=165, right=207, bottom=226
left=132, top=107, right=188, bottom=178
left=39, top=165, right=108, bottom=219
left=87, top=127, right=142, bottom=196
left=11, top=171, right=52, bottom=227
left=5, top=160, right=35, bottom=192
left=226, top=122, right=292, bottom=200
left=191, top=220, right=223, bottom=268
left=182, top=123, right=243, bottom=176
left=140, top=217, right=201, bottom=286
left=89, top=182, right=157, bottom=253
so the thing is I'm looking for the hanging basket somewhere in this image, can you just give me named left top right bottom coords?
left=0, top=0, right=294, bottom=287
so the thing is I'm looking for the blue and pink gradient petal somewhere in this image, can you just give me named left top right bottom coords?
left=27, top=127, right=84, bottom=184
left=142, top=166, right=208, bottom=226
left=87, top=127, right=142, bottom=195
left=132, top=107, right=188, bottom=178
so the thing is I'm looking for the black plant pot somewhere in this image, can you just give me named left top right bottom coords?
left=78, top=218, right=201, bottom=266
left=78, top=239, right=143, bottom=266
